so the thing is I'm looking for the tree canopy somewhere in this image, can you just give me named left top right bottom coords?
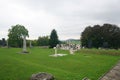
left=0, top=38, right=6, bottom=47
left=49, top=29, right=59, bottom=48
left=81, top=23, right=120, bottom=49
left=8, top=24, right=29, bottom=47
left=37, top=36, right=49, bottom=46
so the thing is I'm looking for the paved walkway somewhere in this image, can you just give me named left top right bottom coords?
left=100, top=61, right=120, bottom=80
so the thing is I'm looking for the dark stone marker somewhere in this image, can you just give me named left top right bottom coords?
left=31, top=72, right=54, bottom=80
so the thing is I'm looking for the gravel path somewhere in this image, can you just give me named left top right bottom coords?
left=100, top=61, right=120, bottom=80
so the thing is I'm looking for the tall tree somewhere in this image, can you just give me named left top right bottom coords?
left=81, top=26, right=92, bottom=48
left=8, top=24, right=29, bottom=52
left=8, top=25, right=22, bottom=47
left=49, top=29, right=59, bottom=48
left=81, top=23, right=120, bottom=49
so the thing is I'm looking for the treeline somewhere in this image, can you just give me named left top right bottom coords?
left=81, top=23, right=120, bottom=49
left=3, top=23, right=120, bottom=49
left=26, top=36, right=49, bottom=47
left=30, top=29, right=60, bottom=47
left=7, top=25, right=59, bottom=48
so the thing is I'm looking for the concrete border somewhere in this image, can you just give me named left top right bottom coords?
left=99, top=60, right=120, bottom=80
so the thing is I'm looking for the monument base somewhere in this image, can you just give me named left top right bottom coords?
left=50, top=53, right=67, bottom=57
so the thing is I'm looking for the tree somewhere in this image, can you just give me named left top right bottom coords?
left=81, top=23, right=120, bottom=49
left=49, top=29, right=59, bottom=48
left=0, top=39, right=2, bottom=46
left=26, top=40, right=38, bottom=47
left=81, top=26, right=93, bottom=48
left=37, top=36, right=49, bottom=46
left=2, top=38, right=6, bottom=47
left=8, top=24, right=29, bottom=52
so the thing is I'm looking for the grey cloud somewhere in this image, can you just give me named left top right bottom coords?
left=0, top=0, right=120, bottom=40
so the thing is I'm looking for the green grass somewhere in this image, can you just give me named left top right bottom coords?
left=0, top=48, right=120, bottom=80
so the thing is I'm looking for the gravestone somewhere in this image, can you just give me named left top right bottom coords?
left=30, top=41, right=32, bottom=48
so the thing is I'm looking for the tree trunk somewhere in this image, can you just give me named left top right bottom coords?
left=23, top=36, right=27, bottom=52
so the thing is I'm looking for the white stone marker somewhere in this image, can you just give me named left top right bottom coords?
left=54, top=47, right=57, bottom=55
left=70, top=48, right=74, bottom=54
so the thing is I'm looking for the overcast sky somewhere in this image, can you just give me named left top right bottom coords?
left=0, top=0, right=120, bottom=40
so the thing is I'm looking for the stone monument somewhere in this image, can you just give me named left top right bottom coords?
left=31, top=72, right=54, bottom=80
left=50, top=45, right=67, bottom=57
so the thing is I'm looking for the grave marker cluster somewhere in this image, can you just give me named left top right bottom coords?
left=56, top=43, right=81, bottom=54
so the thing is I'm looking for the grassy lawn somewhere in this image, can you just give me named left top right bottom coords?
left=0, top=48, right=120, bottom=80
